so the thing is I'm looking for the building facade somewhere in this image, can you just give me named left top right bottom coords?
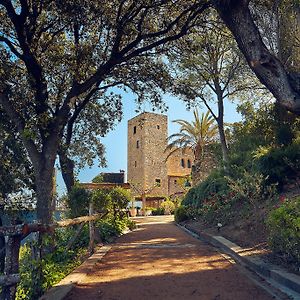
left=127, top=112, right=194, bottom=203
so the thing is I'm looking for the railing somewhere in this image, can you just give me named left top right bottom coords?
left=0, top=205, right=106, bottom=300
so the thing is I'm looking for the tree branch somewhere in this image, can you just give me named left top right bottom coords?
left=0, top=36, right=23, bottom=59
left=214, top=0, right=300, bottom=114
left=0, top=87, right=40, bottom=163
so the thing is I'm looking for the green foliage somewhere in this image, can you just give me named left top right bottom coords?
left=181, top=167, right=278, bottom=226
left=226, top=171, right=276, bottom=210
left=275, top=124, right=294, bottom=146
left=182, top=170, right=229, bottom=208
left=66, top=186, right=91, bottom=218
left=16, top=212, right=135, bottom=299
left=95, top=217, right=131, bottom=242
left=151, top=207, right=165, bottom=215
left=174, top=206, right=191, bottom=223
left=16, top=239, right=87, bottom=300
left=92, top=174, right=104, bottom=183
left=55, top=225, right=90, bottom=249
left=110, top=187, right=132, bottom=211
left=92, top=188, right=112, bottom=212
left=160, top=200, right=175, bottom=214
left=257, top=143, right=300, bottom=189
left=267, top=198, right=300, bottom=269
left=167, top=110, right=218, bottom=164
left=0, top=109, right=34, bottom=199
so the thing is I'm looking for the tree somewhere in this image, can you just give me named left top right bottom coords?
left=59, top=55, right=175, bottom=192
left=58, top=90, right=122, bottom=192
left=213, top=0, right=300, bottom=114
left=0, top=0, right=209, bottom=224
left=166, top=110, right=219, bottom=183
left=0, top=109, right=34, bottom=272
left=0, top=110, right=34, bottom=200
left=169, top=17, right=266, bottom=166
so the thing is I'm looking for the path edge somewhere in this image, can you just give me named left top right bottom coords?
left=177, top=223, right=300, bottom=299
left=39, top=229, right=132, bottom=300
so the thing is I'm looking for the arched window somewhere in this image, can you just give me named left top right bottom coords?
left=187, top=159, right=191, bottom=168
left=136, top=140, right=139, bottom=148
left=181, top=158, right=185, bottom=168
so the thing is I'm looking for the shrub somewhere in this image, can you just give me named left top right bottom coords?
left=267, top=198, right=300, bottom=269
left=92, top=187, right=132, bottom=219
left=152, top=207, right=164, bottom=215
left=182, top=170, right=229, bottom=208
left=160, top=200, right=175, bottom=215
left=66, top=186, right=90, bottom=217
left=16, top=234, right=87, bottom=300
left=110, top=187, right=132, bottom=218
left=226, top=171, right=276, bottom=213
left=257, top=143, right=300, bottom=189
left=174, top=206, right=190, bottom=223
left=91, top=188, right=112, bottom=212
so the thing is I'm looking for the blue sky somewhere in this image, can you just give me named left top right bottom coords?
left=56, top=92, right=241, bottom=196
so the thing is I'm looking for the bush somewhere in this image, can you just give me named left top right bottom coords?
left=160, top=200, right=175, bottom=215
left=174, top=206, right=190, bottom=223
left=92, top=188, right=112, bottom=212
left=258, top=143, right=300, bottom=189
left=182, top=170, right=229, bottom=208
left=267, top=198, right=300, bottom=269
left=66, top=186, right=90, bottom=217
left=16, top=234, right=88, bottom=300
left=152, top=207, right=164, bottom=215
left=226, top=171, right=276, bottom=212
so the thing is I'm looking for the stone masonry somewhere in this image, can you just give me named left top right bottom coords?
left=127, top=112, right=194, bottom=200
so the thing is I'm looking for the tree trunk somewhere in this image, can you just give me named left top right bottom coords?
left=1, top=235, right=22, bottom=300
left=192, top=160, right=202, bottom=185
left=218, top=122, right=229, bottom=166
left=58, top=150, right=75, bottom=193
left=278, top=2, right=300, bottom=73
left=35, top=167, right=55, bottom=224
left=214, top=0, right=300, bottom=114
left=216, top=92, right=229, bottom=167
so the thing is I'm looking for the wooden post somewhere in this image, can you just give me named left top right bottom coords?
left=88, top=202, right=95, bottom=254
left=1, top=234, right=22, bottom=300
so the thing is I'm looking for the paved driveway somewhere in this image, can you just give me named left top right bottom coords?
left=64, top=216, right=278, bottom=300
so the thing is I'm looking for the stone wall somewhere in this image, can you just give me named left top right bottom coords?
left=166, top=148, right=194, bottom=196
left=127, top=112, right=168, bottom=196
left=128, top=113, right=197, bottom=198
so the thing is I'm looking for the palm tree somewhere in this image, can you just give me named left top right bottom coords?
left=166, top=110, right=218, bottom=182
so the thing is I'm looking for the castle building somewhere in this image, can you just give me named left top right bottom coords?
left=127, top=112, right=193, bottom=207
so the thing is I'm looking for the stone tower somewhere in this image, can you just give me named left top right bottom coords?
left=127, top=112, right=168, bottom=197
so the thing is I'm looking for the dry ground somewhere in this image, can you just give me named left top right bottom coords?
left=64, top=216, right=282, bottom=300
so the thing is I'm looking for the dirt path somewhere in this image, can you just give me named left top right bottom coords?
left=64, top=216, right=278, bottom=300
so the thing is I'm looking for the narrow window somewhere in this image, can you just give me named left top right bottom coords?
left=174, top=179, right=177, bottom=184
left=181, top=158, right=185, bottom=168
left=133, top=126, right=136, bottom=134
left=157, top=125, right=160, bottom=129
left=136, top=140, right=139, bottom=148
left=187, top=159, right=191, bottom=168
left=134, top=161, right=137, bottom=167
left=155, top=178, right=161, bottom=187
